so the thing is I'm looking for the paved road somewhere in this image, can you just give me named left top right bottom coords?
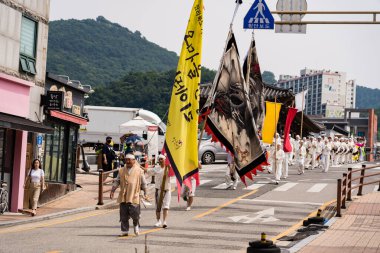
left=0, top=162, right=378, bottom=253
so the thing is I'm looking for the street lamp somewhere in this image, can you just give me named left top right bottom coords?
left=71, top=80, right=83, bottom=89
left=57, top=75, right=73, bottom=85
left=81, top=85, right=95, bottom=94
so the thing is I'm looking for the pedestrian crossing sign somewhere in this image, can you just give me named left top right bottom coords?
left=244, top=0, right=274, bottom=30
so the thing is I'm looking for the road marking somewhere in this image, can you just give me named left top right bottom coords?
left=212, top=183, right=230, bottom=190
left=118, top=227, right=163, bottom=239
left=298, top=179, right=311, bottom=182
left=274, top=182, right=298, bottom=192
left=229, top=208, right=278, bottom=224
left=200, top=179, right=212, bottom=185
left=271, top=199, right=336, bottom=242
left=239, top=199, right=324, bottom=206
left=256, top=180, right=271, bottom=184
left=243, top=184, right=265, bottom=190
left=0, top=209, right=116, bottom=234
left=193, top=189, right=258, bottom=219
left=307, top=183, right=328, bottom=193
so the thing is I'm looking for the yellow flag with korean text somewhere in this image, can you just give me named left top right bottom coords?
left=164, top=0, right=203, bottom=188
left=262, top=101, right=282, bottom=144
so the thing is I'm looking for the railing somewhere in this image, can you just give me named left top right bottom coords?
left=336, top=164, right=380, bottom=217
left=97, top=168, right=119, bottom=205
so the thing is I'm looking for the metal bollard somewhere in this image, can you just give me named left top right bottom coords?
left=247, top=232, right=281, bottom=253
left=347, top=168, right=352, bottom=201
left=97, top=169, right=104, bottom=205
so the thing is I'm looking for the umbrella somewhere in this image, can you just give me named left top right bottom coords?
left=119, top=116, right=156, bottom=132
left=125, top=134, right=142, bottom=143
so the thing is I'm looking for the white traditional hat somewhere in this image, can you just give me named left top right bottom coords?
left=125, top=154, right=135, bottom=159
left=158, top=154, right=166, bottom=160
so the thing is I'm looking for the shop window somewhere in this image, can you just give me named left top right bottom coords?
left=19, top=16, right=37, bottom=75
left=43, top=124, right=65, bottom=183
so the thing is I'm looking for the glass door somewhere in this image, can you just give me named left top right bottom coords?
left=0, top=128, right=15, bottom=207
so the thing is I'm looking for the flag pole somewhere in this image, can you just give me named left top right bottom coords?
left=274, top=95, right=277, bottom=177
left=157, top=165, right=169, bottom=213
left=199, top=1, right=242, bottom=149
left=300, top=89, right=305, bottom=138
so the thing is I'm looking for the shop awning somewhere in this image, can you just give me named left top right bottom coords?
left=50, top=110, right=88, bottom=125
left=0, top=112, right=53, bottom=134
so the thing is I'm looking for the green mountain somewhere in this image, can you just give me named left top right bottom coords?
left=47, top=16, right=379, bottom=123
left=355, top=85, right=380, bottom=109
left=47, top=16, right=178, bottom=86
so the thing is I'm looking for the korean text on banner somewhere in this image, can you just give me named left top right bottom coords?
left=164, top=0, right=203, bottom=188
left=262, top=101, right=282, bottom=144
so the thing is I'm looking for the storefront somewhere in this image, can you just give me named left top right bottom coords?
left=39, top=73, right=88, bottom=203
left=0, top=74, right=52, bottom=212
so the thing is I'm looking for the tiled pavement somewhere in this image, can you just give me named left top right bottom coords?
left=299, top=191, right=380, bottom=253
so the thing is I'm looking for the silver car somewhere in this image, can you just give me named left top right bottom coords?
left=198, top=134, right=228, bottom=164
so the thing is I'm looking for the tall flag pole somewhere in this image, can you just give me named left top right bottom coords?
left=164, top=0, right=203, bottom=189
left=300, top=89, right=305, bottom=138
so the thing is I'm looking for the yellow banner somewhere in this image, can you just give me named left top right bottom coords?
left=262, top=101, right=282, bottom=144
left=164, top=0, right=203, bottom=185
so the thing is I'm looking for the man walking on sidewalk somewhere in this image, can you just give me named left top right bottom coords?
left=110, top=154, right=147, bottom=237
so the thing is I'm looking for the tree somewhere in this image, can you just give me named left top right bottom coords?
left=262, top=71, right=277, bottom=85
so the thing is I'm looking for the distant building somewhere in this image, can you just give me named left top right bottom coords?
left=0, top=0, right=51, bottom=212
left=276, top=68, right=356, bottom=118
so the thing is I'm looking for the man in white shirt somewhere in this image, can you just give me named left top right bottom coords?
left=296, top=140, right=306, bottom=175
left=144, top=154, right=171, bottom=228
left=274, top=143, right=285, bottom=184
left=321, top=139, right=332, bottom=172
left=315, top=136, right=324, bottom=169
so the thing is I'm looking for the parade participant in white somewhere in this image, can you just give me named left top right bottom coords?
left=225, top=152, right=239, bottom=190
left=321, top=139, right=332, bottom=172
left=144, top=154, right=171, bottom=229
left=296, top=140, right=307, bottom=175
left=274, top=143, right=285, bottom=184
left=315, top=136, right=324, bottom=169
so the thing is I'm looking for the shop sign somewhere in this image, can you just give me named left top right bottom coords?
left=46, top=91, right=64, bottom=110
left=72, top=105, right=81, bottom=116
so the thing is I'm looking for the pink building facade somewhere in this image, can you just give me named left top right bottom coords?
left=0, top=74, right=32, bottom=212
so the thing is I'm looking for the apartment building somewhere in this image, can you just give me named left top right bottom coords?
left=276, top=68, right=356, bottom=118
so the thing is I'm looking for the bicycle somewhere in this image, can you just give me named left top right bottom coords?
left=0, top=180, right=9, bottom=214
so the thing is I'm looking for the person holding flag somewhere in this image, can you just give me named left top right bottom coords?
left=143, top=154, right=171, bottom=228
left=164, top=0, right=203, bottom=199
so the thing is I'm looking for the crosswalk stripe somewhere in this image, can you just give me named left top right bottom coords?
left=307, top=183, right=328, bottom=193
left=200, top=180, right=212, bottom=185
left=243, top=184, right=265, bottom=191
left=274, top=183, right=298, bottom=192
left=212, top=183, right=230, bottom=190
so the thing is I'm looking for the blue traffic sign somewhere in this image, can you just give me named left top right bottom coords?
left=37, top=135, right=43, bottom=146
left=244, top=0, right=274, bottom=30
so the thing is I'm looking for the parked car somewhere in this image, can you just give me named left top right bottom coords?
left=198, top=134, right=228, bottom=164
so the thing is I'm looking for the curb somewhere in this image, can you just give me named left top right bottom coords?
left=287, top=217, right=338, bottom=253
left=0, top=200, right=117, bottom=228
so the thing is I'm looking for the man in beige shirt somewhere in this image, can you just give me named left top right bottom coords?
left=111, top=154, right=147, bottom=237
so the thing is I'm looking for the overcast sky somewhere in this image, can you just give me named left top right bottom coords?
left=50, top=0, right=380, bottom=89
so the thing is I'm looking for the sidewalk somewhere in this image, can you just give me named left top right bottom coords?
left=299, top=191, right=380, bottom=253
left=0, top=170, right=117, bottom=227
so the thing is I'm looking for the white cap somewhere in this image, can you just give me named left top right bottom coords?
left=125, top=154, right=135, bottom=160
left=158, top=154, right=166, bottom=160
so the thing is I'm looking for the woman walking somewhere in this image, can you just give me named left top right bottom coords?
left=24, top=159, right=46, bottom=216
